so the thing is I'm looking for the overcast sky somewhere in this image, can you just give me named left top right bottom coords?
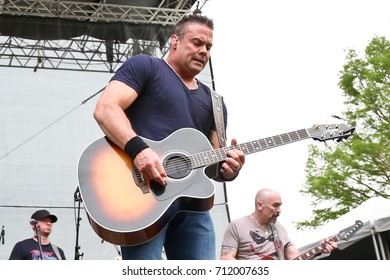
left=201, top=0, right=390, bottom=246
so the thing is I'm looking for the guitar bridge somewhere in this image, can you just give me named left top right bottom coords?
left=132, top=168, right=149, bottom=194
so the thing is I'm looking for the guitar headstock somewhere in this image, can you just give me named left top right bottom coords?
left=308, top=124, right=355, bottom=142
left=337, top=220, right=364, bottom=241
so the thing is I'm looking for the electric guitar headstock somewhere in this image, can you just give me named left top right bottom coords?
left=337, top=220, right=364, bottom=241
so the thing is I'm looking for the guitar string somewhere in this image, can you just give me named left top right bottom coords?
left=160, top=134, right=291, bottom=173
left=161, top=140, right=278, bottom=173
left=161, top=139, right=283, bottom=173
left=158, top=126, right=344, bottom=173
left=162, top=150, right=233, bottom=173
left=161, top=129, right=306, bottom=173
left=158, top=136, right=277, bottom=173
left=160, top=147, right=231, bottom=173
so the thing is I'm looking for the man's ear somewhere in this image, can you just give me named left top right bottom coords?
left=171, top=34, right=180, bottom=47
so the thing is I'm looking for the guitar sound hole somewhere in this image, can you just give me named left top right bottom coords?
left=163, top=153, right=191, bottom=179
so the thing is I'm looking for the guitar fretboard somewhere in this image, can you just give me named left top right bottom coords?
left=293, top=235, right=340, bottom=260
left=190, top=129, right=310, bottom=168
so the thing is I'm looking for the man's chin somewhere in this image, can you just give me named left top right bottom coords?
left=191, top=61, right=205, bottom=72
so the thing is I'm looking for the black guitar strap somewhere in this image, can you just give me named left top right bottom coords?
left=270, top=223, right=285, bottom=260
left=210, top=90, right=226, bottom=148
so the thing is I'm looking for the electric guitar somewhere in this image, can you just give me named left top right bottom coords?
left=260, top=220, right=364, bottom=260
left=77, top=124, right=355, bottom=245
left=292, top=220, right=363, bottom=260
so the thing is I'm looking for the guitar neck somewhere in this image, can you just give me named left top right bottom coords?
left=293, top=235, right=340, bottom=260
left=190, top=128, right=311, bottom=168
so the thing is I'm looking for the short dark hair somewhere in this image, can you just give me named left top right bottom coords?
left=172, top=14, right=214, bottom=38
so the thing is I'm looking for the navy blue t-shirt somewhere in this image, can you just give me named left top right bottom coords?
left=111, top=54, right=228, bottom=141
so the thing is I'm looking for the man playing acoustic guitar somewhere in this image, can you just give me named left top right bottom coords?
left=221, top=188, right=337, bottom=260
left=93, top=14, right=245, bottom=260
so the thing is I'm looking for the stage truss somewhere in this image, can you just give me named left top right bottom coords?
left=0, top=0, right=208, bottom=72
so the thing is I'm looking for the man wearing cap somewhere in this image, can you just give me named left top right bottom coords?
left=9, top=209, right=66, bottom=260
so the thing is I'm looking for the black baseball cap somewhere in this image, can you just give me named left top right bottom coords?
left=31, top=209, right=58, bottom=223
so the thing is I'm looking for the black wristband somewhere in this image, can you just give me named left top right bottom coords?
left=124, top=136, right=149, bottom=160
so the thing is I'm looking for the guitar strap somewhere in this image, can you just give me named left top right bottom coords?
left=51, top=244, right=62, bottom=260
left=210, top=89, right=227, bottom=148
left=270, top=223, right=285, bottom=260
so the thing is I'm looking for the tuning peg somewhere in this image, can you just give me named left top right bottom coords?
left=336, top=137, right=345, bottom=143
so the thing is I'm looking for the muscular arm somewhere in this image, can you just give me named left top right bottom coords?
left=94, top=80, right=138, bottom=149
left=94, top=80, right=167, bottom=186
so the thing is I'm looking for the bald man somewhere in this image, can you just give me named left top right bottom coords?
left=220, top=188, right=337, bottom=260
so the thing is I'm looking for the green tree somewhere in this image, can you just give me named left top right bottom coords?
left=297, top=36, right=390, bottom=229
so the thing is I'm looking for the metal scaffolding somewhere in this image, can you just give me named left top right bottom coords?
left=0, top=0, right=208, bottom=72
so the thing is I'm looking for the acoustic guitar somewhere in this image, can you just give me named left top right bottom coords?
left=77, top=124, right=355, bottom=245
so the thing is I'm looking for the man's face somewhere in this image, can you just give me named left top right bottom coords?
left=36, top=217, right=53, bottom=236
left=173, top=23, right=213, bottom=75
left=261, top=196, right=282, bottom=223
